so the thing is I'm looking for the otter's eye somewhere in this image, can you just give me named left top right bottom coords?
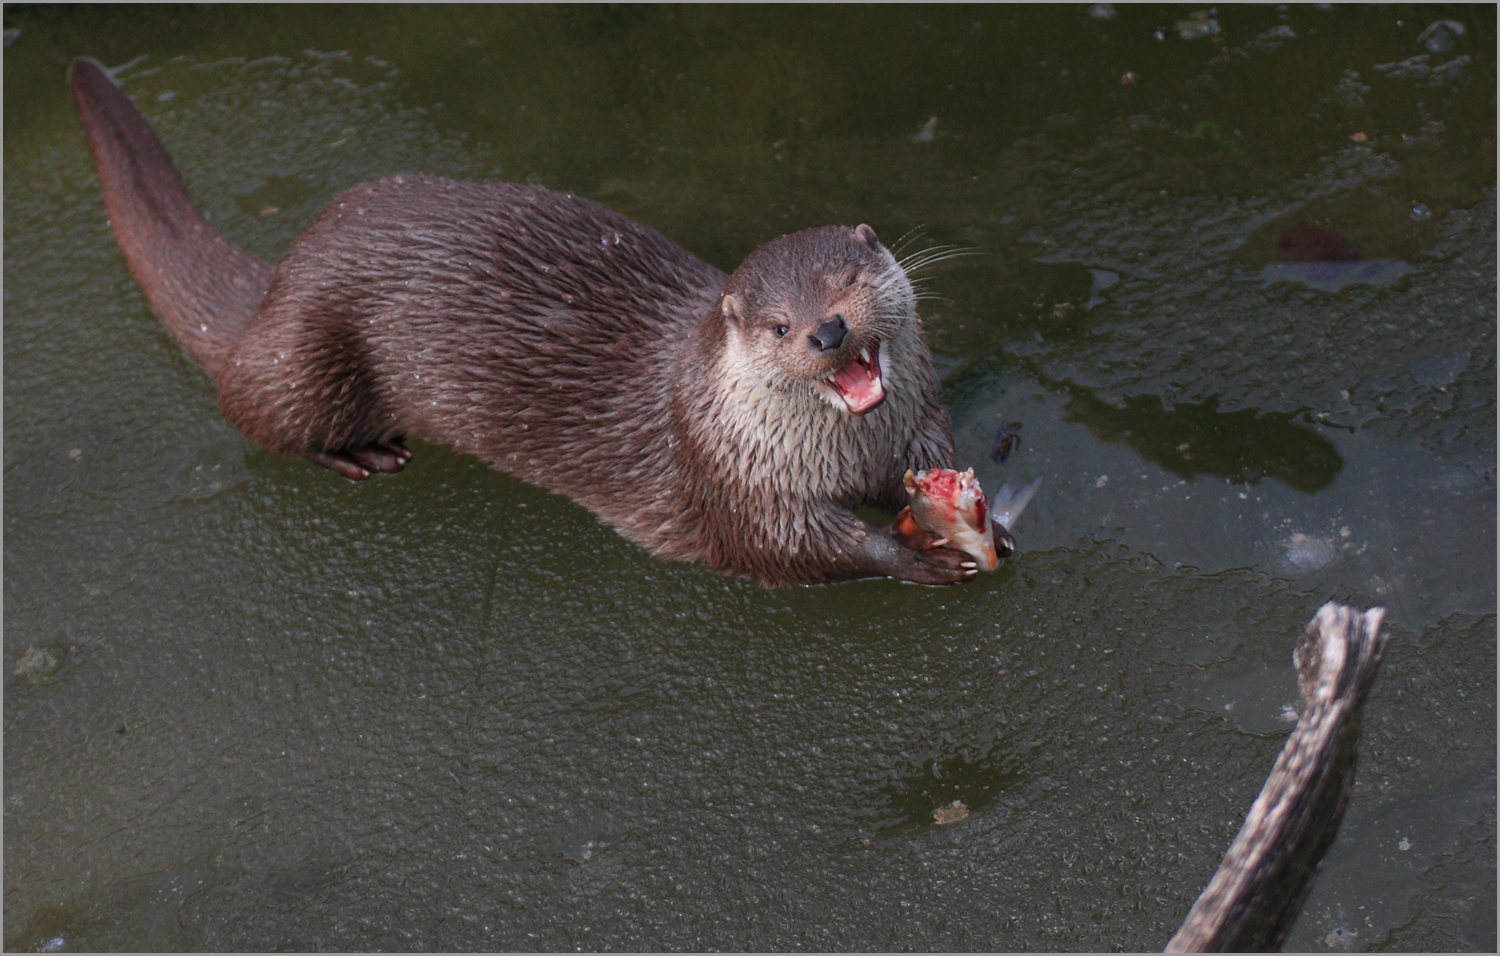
left=774, top=325, right=789, bottom=338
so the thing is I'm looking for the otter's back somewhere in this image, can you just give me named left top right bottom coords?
left=229, top=175, right=725, bottom=509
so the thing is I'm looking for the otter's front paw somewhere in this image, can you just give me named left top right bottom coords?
left=901, top=544, right=978, bottom=585
left=854, top=519, right=976, bottom=585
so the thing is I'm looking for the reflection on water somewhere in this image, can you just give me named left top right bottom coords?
left=1259, top=258, right=1416, bottom=293
left=1277, top=221, right=1362, bottom=261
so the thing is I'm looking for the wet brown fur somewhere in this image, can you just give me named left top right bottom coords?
left=71, top=57, right=971, bottom=586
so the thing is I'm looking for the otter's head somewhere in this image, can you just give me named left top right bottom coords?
left=715, top=223, right=918, bottom=416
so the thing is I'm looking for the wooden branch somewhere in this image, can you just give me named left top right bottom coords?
left=1165, top=603, right=1389, bottom=953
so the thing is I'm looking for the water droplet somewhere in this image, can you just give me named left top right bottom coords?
left=1410, top=202, right=1433, bottom=221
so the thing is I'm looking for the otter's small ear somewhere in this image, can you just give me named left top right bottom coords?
left=722, top=293, right=743, bottom=323
left=854, top=223, right=880, bottom=251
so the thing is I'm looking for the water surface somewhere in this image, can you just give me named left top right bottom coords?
left=4, top=5, right=1494, bottom=951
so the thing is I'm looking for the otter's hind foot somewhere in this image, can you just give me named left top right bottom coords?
left=311, top=440, right=411, bottom=481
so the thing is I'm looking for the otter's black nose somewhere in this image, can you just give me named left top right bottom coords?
left=810, top=314, right=848, bottom=352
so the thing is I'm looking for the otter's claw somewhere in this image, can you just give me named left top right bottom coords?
left=311, top=450, right=369, bottom=481
left=908, top=544, right=978, bottom=585
left=348, top=441, right=409, bottom=474
left=312, top=439, right=411, bottom=480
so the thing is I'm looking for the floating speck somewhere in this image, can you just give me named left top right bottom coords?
left=1410, top=202, right=1433, bottom=221
left=1281, top=533, right=1335, bottom=572
left=1176, top=11, right=1221, bottom=40
left=933, top=800, right=969, bottom=826
left=15, top=645, right=61, bottom=684
left=1324, top=926, right=1358, bottom=949
left=1089, top=3, right=1116, bottom=19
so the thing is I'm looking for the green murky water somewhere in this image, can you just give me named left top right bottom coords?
left=5, top=5, right=1494, bottom=951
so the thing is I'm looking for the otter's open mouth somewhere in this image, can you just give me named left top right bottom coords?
left=818, top=339, right=885, bottom=414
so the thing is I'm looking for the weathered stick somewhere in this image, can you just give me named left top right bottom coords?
left=1165, top=603, right=1389, bottom=953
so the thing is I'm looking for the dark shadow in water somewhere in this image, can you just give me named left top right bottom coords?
left=1058, top=387, right=1342, bottom=492
left=872, top=753, right=1026, bottom=839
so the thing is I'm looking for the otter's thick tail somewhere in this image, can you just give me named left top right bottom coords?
left=70, top=57, right=273, bottom=381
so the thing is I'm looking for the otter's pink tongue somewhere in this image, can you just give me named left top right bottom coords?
left=831, top=352, right=885, bottom=414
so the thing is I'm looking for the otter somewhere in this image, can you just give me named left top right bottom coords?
left=70, top=56, right=1007, bottom=586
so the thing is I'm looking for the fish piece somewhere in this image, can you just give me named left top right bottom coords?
left=990, top=476, right=1041, bottom=532
left=901, top=469, right=1042, bottom=572
left=903, top=467, right=1000, bottom=570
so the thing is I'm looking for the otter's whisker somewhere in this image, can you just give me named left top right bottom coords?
left=888, top=226, right=930, bottom=258
left=897, top=243, right=964, bottom=268
left=898, top=246, right=980, bottom=275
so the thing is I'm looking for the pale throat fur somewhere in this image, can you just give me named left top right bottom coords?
left=691, top=246, right=937, bottom=514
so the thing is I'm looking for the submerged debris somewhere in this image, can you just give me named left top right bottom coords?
left=991, top=421, right=1023, bottom=463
